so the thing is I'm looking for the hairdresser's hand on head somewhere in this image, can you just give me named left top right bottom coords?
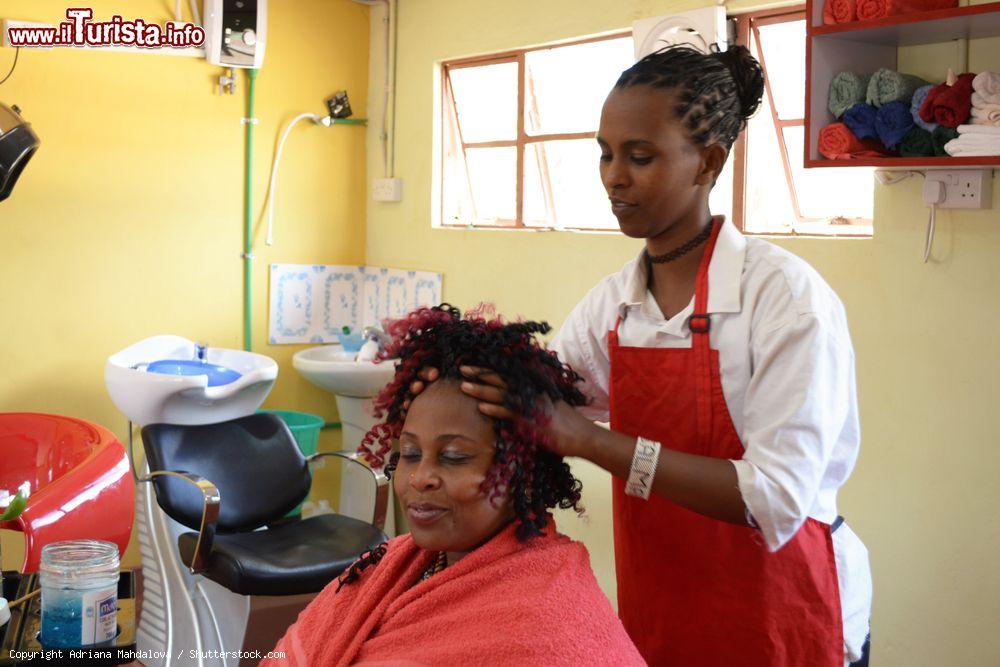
left=403, top=367, right=440, bottom=411
left=458, top=365, right=597, bottom=459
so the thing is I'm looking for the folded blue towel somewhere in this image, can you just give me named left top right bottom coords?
left=876, top=101, right=915, bottom=151
left=843, top=103, right=879, bottom=140
left=910, top=85, right=938, bottom=132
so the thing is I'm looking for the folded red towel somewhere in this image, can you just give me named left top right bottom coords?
left=263, top=521, right=644, bottom=667
left=856, top=0, right=957, bottom=21
left=819, top=123, right=890, bottom=159
left=824, top=0, right=857, bottom=24
left=920, top=73, right=976, bottom=128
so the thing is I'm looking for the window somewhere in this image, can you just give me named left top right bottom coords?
left=731, top=9, right=874, bottom=236
left=439, top=10, right=873, bottom=236
left=440, top=34, right=633, bottom=230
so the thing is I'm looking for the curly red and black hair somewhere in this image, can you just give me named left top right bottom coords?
left=359, top=303, right=587, bottom=540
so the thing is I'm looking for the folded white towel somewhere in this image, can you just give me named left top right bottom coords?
left=947, top=133, right=1000, bottom=145
left=971, top=106, right=1000, bottom=125
left=945, top=145, right=1000, bottom=157
left=972, top=91, right=1000, bottom=107
left=957, top=124, right=1000, bottom=136
left=972, top=71, right=1000, bottom=96
left=944, top=137, right=1000, bottom=156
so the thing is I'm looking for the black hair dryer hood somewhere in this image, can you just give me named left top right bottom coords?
left=0, top=102, right=39, bottom=202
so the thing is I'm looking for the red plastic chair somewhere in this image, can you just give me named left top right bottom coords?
left=0, top=413, right=134, bottom=573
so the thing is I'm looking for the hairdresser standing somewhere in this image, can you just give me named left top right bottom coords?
left=453, top=45, right=872, bottom=666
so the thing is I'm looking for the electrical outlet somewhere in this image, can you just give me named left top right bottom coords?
left=372, top=178, right=403, bottom=202
left=923, top=170, right=993, bottom=209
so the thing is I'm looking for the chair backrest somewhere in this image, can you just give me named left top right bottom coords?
left=141, top=413, right=311, bottom=533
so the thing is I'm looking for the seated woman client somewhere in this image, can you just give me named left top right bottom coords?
left=265, top=304, right=643, bottom=667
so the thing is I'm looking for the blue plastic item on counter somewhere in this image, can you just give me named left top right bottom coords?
left=336, top=332, right=365, bottom=353
left=146, top=359, right=242, bottom=386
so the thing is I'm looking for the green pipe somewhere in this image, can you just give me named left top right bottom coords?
left=322, top=422, right=343, bottom=430
left=332, top=118, right=367, bottom=125
left=243, top=68, right=259, bottom=352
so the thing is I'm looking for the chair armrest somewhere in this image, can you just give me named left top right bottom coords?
left=141, top=470, right=220, bottom=574
left=306, top=451, right=389, bottom=531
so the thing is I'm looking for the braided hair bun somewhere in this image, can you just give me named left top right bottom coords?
left=712, top=45, right=764, bottom=121
left=615, top=42, right=765, bottom=149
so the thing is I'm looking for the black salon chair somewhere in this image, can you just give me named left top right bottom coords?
left=139, top=412, right=388, bottom=596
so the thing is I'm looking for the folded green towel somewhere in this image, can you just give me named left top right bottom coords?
left=866, top=68, right=930, bottom=108
left=931, top=126, right=959, bottom=156
left=900, top=126, right=934, bottom=157
left=829, top=72, right=872, bottom=118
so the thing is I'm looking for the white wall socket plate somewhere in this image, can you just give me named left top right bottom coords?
left=924, top=169, right=993, bottom=209
left=372, top=178, right=403, bottom=202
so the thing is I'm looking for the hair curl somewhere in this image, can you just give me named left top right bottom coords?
left=615, top=44, right=765, bottom=149
left=359, top=304, right=587, bottom=540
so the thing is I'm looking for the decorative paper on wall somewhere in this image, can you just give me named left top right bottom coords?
left=268, top=265, right=443, bottom=344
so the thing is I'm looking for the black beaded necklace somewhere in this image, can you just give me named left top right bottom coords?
left=645, top=220, right=714, bottom=264
left=419, top=551, right=448, bottom=582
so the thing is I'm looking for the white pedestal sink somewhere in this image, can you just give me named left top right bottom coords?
left=292, top=344, right=397, bottom=535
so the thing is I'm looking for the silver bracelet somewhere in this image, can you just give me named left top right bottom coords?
left=625, top=437, right=661, bottom=500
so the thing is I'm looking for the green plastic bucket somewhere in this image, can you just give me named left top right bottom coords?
left=259, top=410, right=324, bottom=516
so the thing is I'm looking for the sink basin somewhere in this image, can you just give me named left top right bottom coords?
left=105, top=335, right=278, bottom=426
left=292, top=345, right=396, bottom=399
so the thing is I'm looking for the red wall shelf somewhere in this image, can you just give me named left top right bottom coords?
left=806, top=155, right=1000, bottom=168
left=804, top=0, right=1000, bottom=168
left=810, top=1, right=1000, bottom=43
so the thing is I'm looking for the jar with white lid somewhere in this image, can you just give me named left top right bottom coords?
left=39, top=540, right=119, bottom=647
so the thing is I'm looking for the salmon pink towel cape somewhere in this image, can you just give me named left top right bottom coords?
left=263, top=522, right=645, bottom=667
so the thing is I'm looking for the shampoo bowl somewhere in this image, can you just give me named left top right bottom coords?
left=106, top=335, right=278, bottom=426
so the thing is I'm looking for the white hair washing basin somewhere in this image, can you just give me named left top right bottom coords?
left=292, top=345, right=395, bottom=399
left=105, top=335, right=278, bottom=425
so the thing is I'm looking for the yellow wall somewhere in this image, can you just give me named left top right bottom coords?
left=0, top=0, right=369, bottom=569
left=364, top=1, right=1000, bottom=665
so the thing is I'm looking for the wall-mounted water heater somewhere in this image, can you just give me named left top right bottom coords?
left=204, top=0, right=267, bottom=68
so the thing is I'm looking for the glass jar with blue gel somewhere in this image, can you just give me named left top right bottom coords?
left=39, top=540, right=119, bottom=648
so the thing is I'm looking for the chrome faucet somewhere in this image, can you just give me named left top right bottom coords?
left=361, top=326, right=392, bottom=353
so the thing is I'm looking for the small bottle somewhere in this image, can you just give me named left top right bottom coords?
left=39, top=540, right=119, bottom=648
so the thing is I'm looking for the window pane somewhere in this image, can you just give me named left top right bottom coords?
left=744, top=91, right=800, bottom=233
left=466, top=147, right=517, bottom=224
left=523, top=140, right=618, bottom=229
left=450, top=62, right=518, bottom=142
left=756, top=20, right=805, bottom=120
left=783, top=127, right=874, bottom=229
left=524, top=38, right=634, bottom=136
left=743, top=16, right=872, bottom=236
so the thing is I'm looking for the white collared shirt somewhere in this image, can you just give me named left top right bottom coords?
left=550, top=219, right=872, bottom=662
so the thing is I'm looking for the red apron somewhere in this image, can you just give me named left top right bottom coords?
left=609, top=220, right=844, bottom=666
